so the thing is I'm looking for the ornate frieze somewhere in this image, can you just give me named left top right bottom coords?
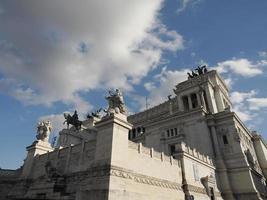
left=109, top=166, right=182, bottom=190
left=64, top=165, right=182, bottom=191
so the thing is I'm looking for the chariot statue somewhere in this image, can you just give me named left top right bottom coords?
left=36, top=120, right=52, bottom=142
left=187, top=65, right=208, bottom=79
left=87, top=108, right=102, bottom=119
left=63, top=110, right=82, bottom=130
left=105, top=89, right=126, bottom=115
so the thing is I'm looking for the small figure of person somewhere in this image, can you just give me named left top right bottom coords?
left=202, top=65, right=208, bottom=73
left=72, top=110, right=79, bottom=122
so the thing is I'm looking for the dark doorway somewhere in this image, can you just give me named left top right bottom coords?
left=209, top=187, right=215, bottom=200
left=169, top=144, right=175, bottom=156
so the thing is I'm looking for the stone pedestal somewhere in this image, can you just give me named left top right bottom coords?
left=83, top=117, right=101, bottom=128
left=94, top=113, right=132, bottom=167
left=21, top=140, right=53, bottom=178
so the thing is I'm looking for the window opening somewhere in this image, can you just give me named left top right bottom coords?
left=223, top=135, right=228, bottom=145
left=191, top=93, right=198, bottom=108
left=169, top=144, right=175, bottom=156
left=182, top=96, right=189, bottom=110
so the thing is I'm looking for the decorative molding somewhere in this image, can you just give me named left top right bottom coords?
left=65, top=165, right=182, bottom=191
left=217, top=127, right=229, bottom=135
left=187, top=184, right=221, bottom=197
left=109, top=166, right=182, bottom=191
left=188, top=184, right=207, bottom=194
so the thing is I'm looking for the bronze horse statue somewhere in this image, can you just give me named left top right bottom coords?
left=63, top=111, right=82, bottom=130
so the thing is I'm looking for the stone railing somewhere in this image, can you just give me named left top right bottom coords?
left=178, top=143, right=213, bottom=166
left=0, top=169, right=21, bottom=178
left=128, top=97, right=179, bottom=124
left=34, top=140, right=97, bottom=175
left=128, top=141, right=180, bottom=166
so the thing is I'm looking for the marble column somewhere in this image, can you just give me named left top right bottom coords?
left=188, top=95, right=193, bottom=110
left=196, top=93, right=202, bottom=108
left=208, top=120, right=235, bottom=200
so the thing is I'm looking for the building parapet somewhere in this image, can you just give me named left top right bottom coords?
left=128, top=97, right=179, bottom=124
left=176, top=142, right=214, bottom=166
left=33, top=139, right=97, bottom=177
left=128, top=141, right=180, bottom=166
left=0, top=169, right=21, bottom=178
left=174, top=70, right=228, bottom=94
left=252, top=132, right=267, bottom=149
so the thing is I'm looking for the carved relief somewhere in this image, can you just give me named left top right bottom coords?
left=109, top=167, right=182, bottom=190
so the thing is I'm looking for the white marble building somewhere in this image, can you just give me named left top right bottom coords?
left=1, top=70, right=267, bottom=200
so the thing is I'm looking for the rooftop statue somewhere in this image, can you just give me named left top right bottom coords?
left=187, top=65, right=208, bottom=79
left=87, top=108, right=102, bottom=119
left=195, top=65, right=208, bottom=75
left=36, top=120, right=52, bottom=142
left=192, top=70, right=198, bottom=77
left=63, top=110, right=82, bottom=130
left=105, top=89, right=126, bottom=115
left=187, top=72, right=193, bottom=79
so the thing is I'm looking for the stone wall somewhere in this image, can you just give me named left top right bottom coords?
left=0, top=169, right=21, bottom=200
left=128, top=141, right=181, bottom=182
left=30, top=140, right=97, bottom=179
left=128, top=96, right=179, bottom=124
left=105, top=141, right=184, bottom=200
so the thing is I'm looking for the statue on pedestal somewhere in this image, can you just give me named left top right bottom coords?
left=36, top=120, right=52, bottom=142
left=63, top=110, right=82, bottom=130
left=87, top=108, right=102, bottom=119
left=187, top=65, right=208, bottom=79
left=104, top=89, right=126, bottom=115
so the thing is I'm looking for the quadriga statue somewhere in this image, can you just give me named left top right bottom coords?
left=36, top=120, right=52, bottom=142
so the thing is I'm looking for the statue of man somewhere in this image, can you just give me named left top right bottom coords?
left=115, top=89, right=126, bottom=114
left=63, top=111, right=82, bottom=130
left=72, top=110, right=79, bottom=121
left=195, top=66, right=203, bottom=75
left=202, top=65, right=208, bottom=73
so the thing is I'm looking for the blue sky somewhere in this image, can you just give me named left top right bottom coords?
left=1, top=0, right=267, bottom=169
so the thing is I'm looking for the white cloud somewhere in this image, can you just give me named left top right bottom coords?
left=142, top=24, right=184, bottom=51
left=230, top=90, right=257, bottom=104
left=229, top=90, right=267, bottom=124
left=223, top=77, right=234, bottom=89
left=230, top=91, right=257, bottom=122
left=258, top=51, right=267, bottom=58
left=247, top=98, right=267, bottom=111
left=144, top=82, right=156, bottom=91
left=176, top=0, right=203, bottom=14
left=140, top=67, right=188, bottom=110
left=0, top=0, right=184, bottom=113
left=215, top=58, right=263, bottom=77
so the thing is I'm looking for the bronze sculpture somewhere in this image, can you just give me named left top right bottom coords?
left=187, top=65, right=208, bottom=79
left=63, top=110, right=82, bottom=130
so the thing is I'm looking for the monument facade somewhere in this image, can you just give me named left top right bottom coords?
left=1, top=69, right=267, bottom=200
